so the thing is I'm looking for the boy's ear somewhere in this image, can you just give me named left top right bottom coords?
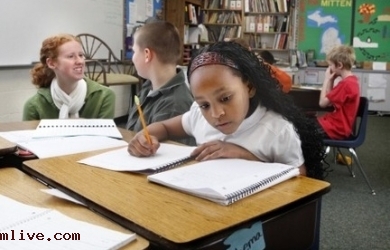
left=144, top=48, right=152, bottom=63
left=336, top=61, right=343, bottom=69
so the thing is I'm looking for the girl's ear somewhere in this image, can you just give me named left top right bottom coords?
left=46, top=58, right=56, bottom=70
left=247, top=83, right=256, bottom=98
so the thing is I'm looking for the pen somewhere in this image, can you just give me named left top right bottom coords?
left=134, top=95, right=152, bottom=145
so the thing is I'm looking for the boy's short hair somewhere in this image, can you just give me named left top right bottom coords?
left=326, top=45, right=356, bottom=70
left=135, top=21, right=181, bottom=65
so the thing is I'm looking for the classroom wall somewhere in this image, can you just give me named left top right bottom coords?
left=0, top=69, right=131, bottom=122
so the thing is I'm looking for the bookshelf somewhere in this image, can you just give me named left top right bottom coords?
left=202, top=0, right=243, bottom=43
left=165, top=0, right=203, bottom=65
left=165, top=0, right=295, bottom=65
left=243, top=0, right=293, bottom=63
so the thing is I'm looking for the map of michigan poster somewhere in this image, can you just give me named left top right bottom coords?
left=352, top=0, right=390, bottom=62
left=297, top=0, right=353, bottom=60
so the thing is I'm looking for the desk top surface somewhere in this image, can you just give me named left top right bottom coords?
left=0, top=136, right=16, bottom=155
left=23, top=151, right=331, bottom=246
left=0, top=167, right=149, bottom=250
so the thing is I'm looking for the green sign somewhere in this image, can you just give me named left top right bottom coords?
left=352, top=0, right=390, bottom=61
left=297, top=0, right=353, bottom=60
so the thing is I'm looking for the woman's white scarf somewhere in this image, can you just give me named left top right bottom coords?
left=50, top=78, right=87, bottom=119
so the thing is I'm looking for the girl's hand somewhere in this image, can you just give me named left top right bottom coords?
left=128, top=132, right=160, bottom=157
left=191, top=140, right=258, bottom=161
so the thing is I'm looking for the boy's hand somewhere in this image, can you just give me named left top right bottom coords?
left=128, top=132, right=160, bottom=157
left=191, top=140, right=259, bottom=161
left=324, top=66, right=336, bottom=83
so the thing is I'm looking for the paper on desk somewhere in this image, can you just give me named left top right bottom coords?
left=41, top=189, right=86, bottom=206
left=0, top=194, right=48, bottom=226
left=17, top=136, right=127, bottom=158
left=0, top=129, right=36, bottom=143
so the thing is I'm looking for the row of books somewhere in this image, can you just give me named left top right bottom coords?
left=245, top=15, right=289, bottom=33
left=205, top=0, right=243, bottom=10
left=185, top=3, right=200, bottom=25
left=247, top=33, right=288, bottom=50
left=205, top=10, right=242, bottom=24
left=207, top=25, right=242, bottom=42
left=245, top=0, right=289, bottom=13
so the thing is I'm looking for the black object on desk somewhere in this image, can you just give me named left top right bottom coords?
left=289, top=87, right=333, bottom=112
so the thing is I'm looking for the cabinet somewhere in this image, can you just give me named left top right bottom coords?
left=165, top=0, right=203, bottom=65
left=243, top=0, right=292, bottom=63
left=361, top=73, right=390, bottom=113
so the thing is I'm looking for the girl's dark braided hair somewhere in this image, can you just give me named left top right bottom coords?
left=188, top=42, right=327, bottom=180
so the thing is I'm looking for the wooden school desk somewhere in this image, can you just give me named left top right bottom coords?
left=0, top=136, right=16, bottom=155
left=0, top=167, right=149, bottom=250
left=0, top=121, right=37, bottom=157
left=22, top=151, right=331, bottom=250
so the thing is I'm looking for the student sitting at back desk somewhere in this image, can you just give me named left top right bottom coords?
left=128, top=42, right=326, bottom=180
left=229, top=38, right=292, bottom=93
left=23, top=34, right=115, bottom=121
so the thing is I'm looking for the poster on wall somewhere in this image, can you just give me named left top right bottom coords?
left=297, top=0, right=353, bottom=60
left=352, top=0, right=390, bottom=62
left=124, top=0, right=164, bottom=60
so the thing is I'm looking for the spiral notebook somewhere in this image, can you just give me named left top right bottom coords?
left=78, top=143, right=197, bottom=174
left=32, top=119, right=123, bottom=139
left=0, top=194, right=136, bottom=249
left=147, top=159, right=300, bottom=205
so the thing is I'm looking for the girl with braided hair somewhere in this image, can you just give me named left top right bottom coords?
left=128, top=41, right=326, bottom=180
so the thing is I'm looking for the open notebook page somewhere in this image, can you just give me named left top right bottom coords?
left=78, top=143, right=196, bottom=174
left=0, top=194, right=136, bottom=250
left=33, top=119, right=123, bottom=139
left=148, top=159, right=300, bottom=205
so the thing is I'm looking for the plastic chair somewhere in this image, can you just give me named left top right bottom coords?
left=323, top=96, right=376, bottom=195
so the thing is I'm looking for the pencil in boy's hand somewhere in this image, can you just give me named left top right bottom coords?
left=134, top=95, right=152, bottom=145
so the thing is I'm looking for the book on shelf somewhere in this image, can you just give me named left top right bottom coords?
left=32, top=119, right=123, bottom=139
left=147, top=159, right=300, bottom=206
left=0, top=194, right=136, bottom=250
left=78, top=143, right=196, bottom=174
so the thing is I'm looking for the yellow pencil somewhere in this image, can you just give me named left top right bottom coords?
left=134, top=95, right=152, bottom=145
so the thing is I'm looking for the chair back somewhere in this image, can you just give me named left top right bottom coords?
left=76, top=33, right=119, bottom=61
left=351, top=96, right=369, bottom=147
left=76, top=33, right=139, bottom=87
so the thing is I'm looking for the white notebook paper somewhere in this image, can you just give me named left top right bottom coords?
left=16, top=136, right=127, bottom=159
left=32, top=119, right=123, bottom=139
left=148, top=159, right=300, bottom=205
left=0, top=194, right=136, bottom=250
left=78, top=143, right=196, bottom=174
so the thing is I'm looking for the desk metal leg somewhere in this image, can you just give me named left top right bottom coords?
left=310, top=197, right=322, bottom=250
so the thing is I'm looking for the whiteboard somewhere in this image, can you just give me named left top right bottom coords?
left=0, top=0, right=124, bottom=66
